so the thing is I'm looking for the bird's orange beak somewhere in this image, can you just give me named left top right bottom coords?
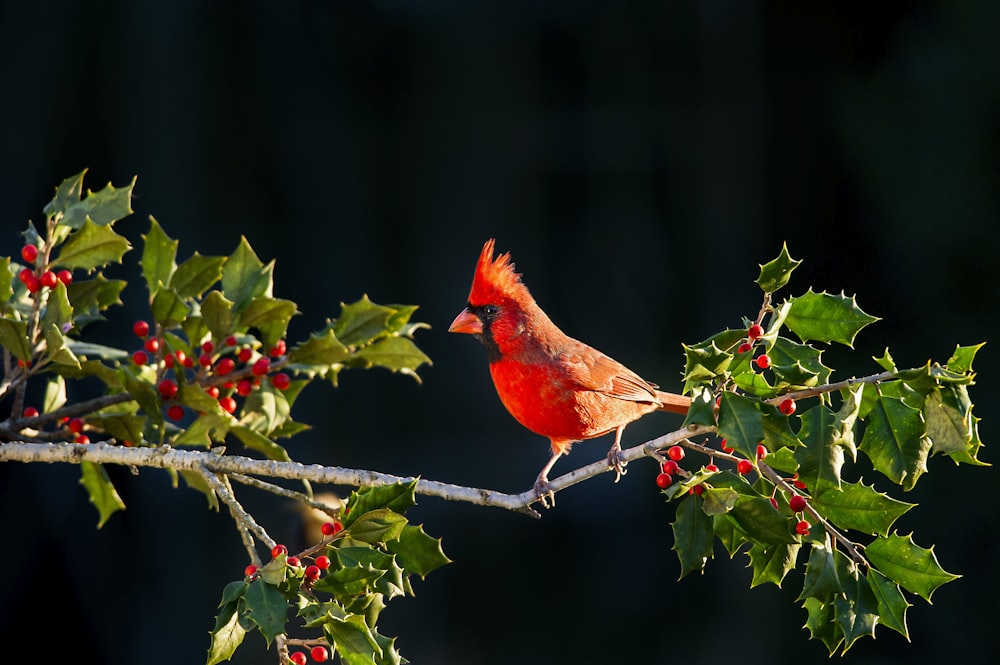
left=448, top=308, right=483, bottom=335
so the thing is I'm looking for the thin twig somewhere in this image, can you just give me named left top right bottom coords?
left=196, top=465, right=275, bottom=551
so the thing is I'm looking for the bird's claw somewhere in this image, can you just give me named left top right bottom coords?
left=533, top=477, right=555, bottom=509
left=607, top=448, right=628, bottom=483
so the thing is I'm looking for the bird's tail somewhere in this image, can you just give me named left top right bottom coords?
left=655, top=390, right=691, bottom=415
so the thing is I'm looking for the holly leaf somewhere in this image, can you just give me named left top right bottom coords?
left=348, top=336, right=432, bottom=382
left=58, top=176, right=135, bottom=229
left=79, top=461, right=126, bottom=528
left=344, top=482, right=418, bottom=527
left=866, top=568, right=911, bottom=639
left=346, top=509, right=408, bottom=545
left=859, top=394, right=930, bottom=490
left=756, top=242, right=801, bottom=293
left=802, top=597, right=844, bottom=655
left=335, top=295, right=396, bottom=346
left=812, top=480, right=914, bottom=536
left=922, top=387, right=973, bottom=455
left=242, top=579, right=288, bottom=646
left=201, top=290, right=235, bottom=342
left=798, top=541, right=853, bottom=603
left=288, top=327, right=349, bottom=375
left=865, top=532, right=960, bottom=602
left=44, top=169, right=87, bottom=218
left=716, top=393, right=764, bottom=459
left=794, top=404, right=844, bottom=493
left=141, top=217, right=178, bottom=294
left=747, top=542, right=800, bottom=588
left=221, top=237, right=272, bottom=313
left=169, top=252, right=224, bottom=299
left=55, top=219, right=132, bottom=271
left=151, top=286, right=189, bottom=328
left=833, top=567, right=879, bottom=653
left=946, top=342, right=984, bottom=374
left=784, top=289, right=879, bottom=347
left=323, top=615, right=382, bottom=665
left=385, top=524, right=451, bottom=579
left=671, top=494, right=715, bottom=577
left=236, top=297, right=298, bottom=347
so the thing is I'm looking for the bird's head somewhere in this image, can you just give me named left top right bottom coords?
left=449, top=239, right=542, bottom=360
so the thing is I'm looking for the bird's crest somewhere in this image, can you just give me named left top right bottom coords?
left=468, top=239, right=531, bottom=305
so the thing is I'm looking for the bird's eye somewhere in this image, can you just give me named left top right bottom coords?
left=481, top=304, right=500, bottom=319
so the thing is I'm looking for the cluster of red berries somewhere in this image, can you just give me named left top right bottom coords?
left=19, top=405, right=94, bottom=443
left=17, top=244, right=73, bottom=294
left=131, top=320, right=290, bottom=421
left=288, top=646, right=330, bottom=664
left=736, top=324, right=798, bottom=416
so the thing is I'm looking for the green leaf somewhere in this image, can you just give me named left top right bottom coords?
left=729, top=495, right=797, bottom=546
left=121, top=366, right=163, bottom=427
left=96, top=413, right=146, bottom=446
left=43, top=324, right=80, bottom=368
left=946, top=342, right=984, bottom=374
left=681, top=387, right=717, bottom=428
left=682, top=330, right=742, bottom=389
left=201, top=290, right=235, bottom=342
left=784, top=289, right=880, bottom=347
left=235, top=297, right=298, bottom=346
left=44, top=170, right=87, bottom=218
left=0, top=318, right=32, bottom=361
left=229, top=425, right=291, bottom=462
left=43, top=375, right=67, bottom=413
left=335, top=295, right=396, bottom=346
left=66, top=274, right=127, bottom=316
left=288, top=327, right=349, bottom=375
left=151, top=287, right=189, bottom=328
left=859, top=394, right=930, bottom=490
left=175, top=413, right=230, bottom=447
left=700, top=487, right=739, bottom=515
left=349, top=336, right=432, bottom=382
left=385, top=524, right=451, bottom=579
left=343, top=482, right=418, bottom=527
left=865, top=532, right=960, bottom=602
left=922, top=387, right=974, bottom=455
left=671, top=494, right=716, bottom=577
left=794, top=404, right=844, bottom=493
left=867, top=568, right=911, bottom=639
left=0, top=257, right=11, bottom=303
left=347, top=508, right=408, bottom=545
left=206, top=596, right=247, bottom=665
left=769, top=336, right=832, bottom=389
left=79, top=461, right=126, bottom=528
left=42, top=280, right=74, bottom=330
left=324, top=614, right=382, bottom=665
left=169, top=252, right=224, bottom=299
left=141, top=217, right=178, bottom=294
left=242, top=579, right=288, bottom=646
left=59, top=175, right=135, bottom=229
left=833, top=566, right=879, bottom=653
left=812, top=480, right=914, bottom=536
left=798, top=541, right=852, bottom=602
left=747, top=542, right=800, bottom=588
left=802, top=597, right=844, bottom=655
left=756, top=242, right=801, bottom=293
left=221, top=237, right=273, bottom=313
left=66, top=342, right=128, bottom=362
left=716, top=393, right=764, bottom=459
left=54, top=219, right=132, bottom=271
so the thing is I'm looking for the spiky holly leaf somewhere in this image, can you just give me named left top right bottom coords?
left=769, top=336, right=832, bottom=388
left=794, top=404, right=844, bottom=493
left=866, top=568, right=911, bottom=639
left=682, top=387, right=717, bottom=428
left=671, top=494, right=715, bottom=577
left=756, top=242, right=801, bottom=293
left=55, top=176, right=135, bottom=229
left=728, top=495, right=797, bottom=546
left=946, top=342, right=984, bottom=374
left=343, top=482, right=418, bottom=528
left=747, top=541, right=800, bottom=588
left=346, top=509, right=410, bottom=546
left=802, top=597, right=844, bottom=655
left=0, top=257, right=11, bottom=302
left=923, top=386, right=975, bottom=456
left=236, top=297, right=298, bottom=348
left=151, top=287, right=189, bottom=327
left=716, top=392, right=764, bottom=459
left=169, top=252, right=224, bottom=300
left=322, top=615, right=383, bottom=665
left=859, top=394, right=930, bottom=490
left=221, top=237, right=273, bottom=313
left=55, top=219, right=132, bottom=271
left=206, top=585, right=248, bottom=665
left=242, top=579, right=288, bottom=647
left=798, top=541, right=853, bottom=603
left=141, top=217, right=177, bottom=294
left=79, top=461, right=126, bottom=528
left=288, top=327, right=350, bottom=377
left=833, top=566, right=879, bottom=653
left=229, top=425, right=292, bottom=462
left=200, top=290, right=235, bottom=342
left=865, top=532, right=960, bottom=602
left=385, top=524, right=452, bottom=579
left=43, top=169, right=87, bottom=218
left=66, top=273, right=127, bottom=319
left=812, top=480, right=914, bottom=536
left=682, top=330, right=742, bottom=388
left=335, top=295, right=397, bottom=347
left=784, top=289, right=879, bottom=347
left=348, top=336, right=432, bottom=383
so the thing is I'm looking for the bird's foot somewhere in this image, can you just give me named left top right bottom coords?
left=607, top=447, right=627, bottom=483
left=533, top=476, right=555, bottom=509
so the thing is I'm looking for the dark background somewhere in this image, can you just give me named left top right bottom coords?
left=1, top=1, right=997, bottom=663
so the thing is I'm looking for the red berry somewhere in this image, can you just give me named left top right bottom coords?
left=206, top=386, right=220, bottom=399
left=736, top=459, right=754, bottom=475
left=216, top=357, right=236, bottom=375
left=22, top=406, right=39, bottom=418
left=289, top=652, right=307, bottom=665
left=133, top=320, right=150, bottom=337
left=202, top=340, right=215, bottom=354
left=756, top=444, right=768, bottom=460
left=56, top=270, right=73, bottom=285
left=144, top=337, right=160, bottom=353
left=779, top=398, right=796, bottom=415
left=747, top=323, right=764, bottom=340
left=304, top=565, right=321, bottom=581
left=720, top=439, right=733, bottom=453
left=18, top=267, right=33, bottom=284
left=269, top=339, right=286, bottom=357
left=236, top=379, right=254, bottom=397
left=225, top=335, right=238, bottom=347
left=24, top=275, right=41, bottom=293
left=769, top=496, right=779, bottom=510
left=199, top=353, right=213, bottom=367
left=793, top=478, right=808, bottom=490
left=271, top=544, right=287, bottom=558
left=74, top=434, right=90, bottom=444
left=167, top=405, right=184, bottom=421
left=315, top=555, right=331, bottom=570
left=321, top=522, right=336, bottom=536
left=789, top=494, right=807, bottom=513
left=755, top=353, right=771, bottom=369
left=271, top=372, right=291, bottom=390
left=661, top=460, right=679, bottom=475
left=40, top=271, right=58, bottom=288
left=655, top=473, right=673, bottom=489
left=163, top=354, right=174, bottom=369
left=183, top=355, right=195, bottom=369
left=68, top=417, right=84, bottom=434
left=158, top=379, right=178, bottom=400
left=689, top=484, right=705, bottom=496
left=286, top=556, right=301, bottom=567
left=21, top=244, right=38, bottom=263
left=244, top=564, right=258, bottom=578
left=737, top=342, right=753, bottom=354
left=795, top=520, right=811, bottom=536
left=252, top=357, right=270, bottom=376
left=219, top=396, right=237, bottom=414
left=667, top=445, right=685, bottom=461
left=311, top=645, right=330, bottom=662
left=237, top=347, right=253, bottom=363
left=705, top=463, right=720, bottom=473
left=132, top=350, right=148, bottom=365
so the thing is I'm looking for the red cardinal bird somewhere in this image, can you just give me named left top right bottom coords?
left=449, top=239, right=690, bottom=505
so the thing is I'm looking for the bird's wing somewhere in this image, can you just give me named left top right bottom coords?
left=560, top=343, right=660, bottom=404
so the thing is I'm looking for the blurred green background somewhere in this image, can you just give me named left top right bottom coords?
left=1, top=1, right=997, bottom=663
